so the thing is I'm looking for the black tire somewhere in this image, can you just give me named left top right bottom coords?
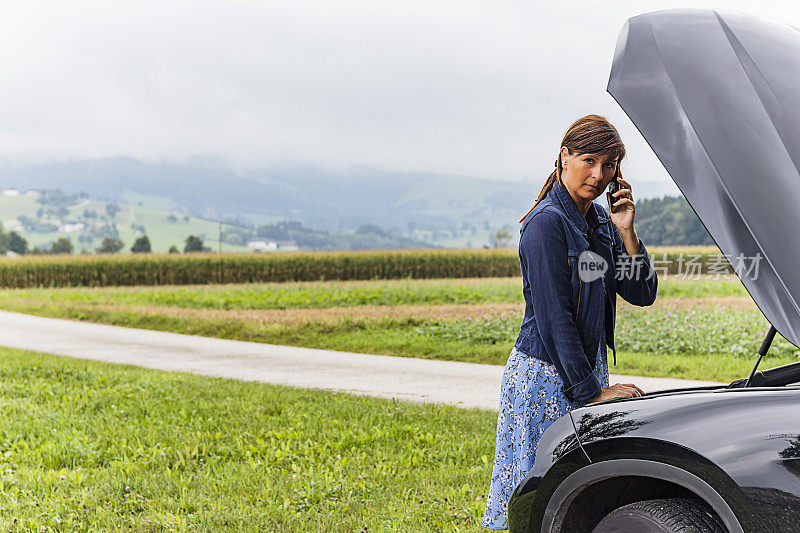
left=592, top=497, right=726, bottom=533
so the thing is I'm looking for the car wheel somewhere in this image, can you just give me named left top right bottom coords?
left=592, top=497, right=726, bottom=533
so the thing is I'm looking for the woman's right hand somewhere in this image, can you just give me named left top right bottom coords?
left=587, top=383, right=645, bottom=403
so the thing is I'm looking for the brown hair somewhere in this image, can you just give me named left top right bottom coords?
left=519, top=114, right=626, bottom=223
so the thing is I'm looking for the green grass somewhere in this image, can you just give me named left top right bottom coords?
left=0, top=278, right=521, bottom=309
left=0, top=347, right=494, bottom=531
left=609, top=350, right=781, bottom=382
left=127, top=206, right=251, bottom=254
left=0, top=195, right=41, bottom=221
left=0, top=276, right=749, bottom=310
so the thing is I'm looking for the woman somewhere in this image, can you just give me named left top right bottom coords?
left=482, top=115, right=659, bottom=530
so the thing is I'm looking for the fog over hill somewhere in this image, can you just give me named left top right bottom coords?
left=0, top=158, right=680, bottom=233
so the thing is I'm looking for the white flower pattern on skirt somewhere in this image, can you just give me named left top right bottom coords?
left=481, top=327, right=610, bottom=530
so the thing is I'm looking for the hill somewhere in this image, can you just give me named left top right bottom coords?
left=0, top=189, right=436, bottom=254
left=0, top=158, right=679, bottom=238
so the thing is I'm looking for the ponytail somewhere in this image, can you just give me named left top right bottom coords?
left=518, top=156, right=564, bottom=223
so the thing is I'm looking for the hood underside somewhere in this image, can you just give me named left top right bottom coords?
left=608, top=8, right=800, bottom=349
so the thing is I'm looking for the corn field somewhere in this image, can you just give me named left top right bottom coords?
left=0, top=247, right=728, bottom=288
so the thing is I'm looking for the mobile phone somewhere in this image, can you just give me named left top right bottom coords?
left=607, top=178, right=620, bottom=213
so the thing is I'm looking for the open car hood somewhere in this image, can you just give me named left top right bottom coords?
left=608, top=9, right=800, bottom=349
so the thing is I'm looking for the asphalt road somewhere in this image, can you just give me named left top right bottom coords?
left=0, top=310, right=725, bottom=410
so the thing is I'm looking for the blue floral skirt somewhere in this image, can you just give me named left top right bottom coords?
left=481, top=331, right=609, bottom=530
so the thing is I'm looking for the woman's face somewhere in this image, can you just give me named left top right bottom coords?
left=560, top=147, right=618, bottom=205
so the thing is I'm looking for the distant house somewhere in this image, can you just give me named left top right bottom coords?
left=247, top=240, right=278, bottom=251
left=0, top=188, right=19, bottom=196
left=22, top=190, right=39, bottom=197
left=59, top=222, right=85, bottom=233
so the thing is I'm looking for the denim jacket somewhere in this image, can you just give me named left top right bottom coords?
left=514, top=179, right=658, bottom=404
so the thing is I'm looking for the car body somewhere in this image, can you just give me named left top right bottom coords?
left=507, top=9, right=800, bottom=532
left=508, top=380, right=800, bottom=532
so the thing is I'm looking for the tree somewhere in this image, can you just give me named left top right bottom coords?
left=166, top=214, right=178, bottom=223
left=131, top=235, right=152, bottom=253
left=105, top=204, right=121, bottom=218
left=636, top=195, right=714, bottom=246
left=355, top=223, right=390, bottom=238
left=7, top=232, right=27, bottom=254
left=96, top=222, right=120, bottom=239
left=50, top=237, right=73, bottom=254
left=96, top=238, right=124, bottom=254
left=184, top=235, right=205, bottom=253
left=493, top=228, right=513, bottom=248
left=168, top=244, right=180, bottom=254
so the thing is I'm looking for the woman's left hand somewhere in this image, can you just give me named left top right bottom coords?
left=607, top=177, right=642, bottom=256
left=607, top=177, right=636, bottom=233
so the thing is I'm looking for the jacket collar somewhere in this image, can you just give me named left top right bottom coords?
left=550, top=178, right=609, bottom=239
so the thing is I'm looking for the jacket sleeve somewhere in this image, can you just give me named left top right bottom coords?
left=521, top=211, right=602, bottom=404
left=611, top=224, right=659, bottom=306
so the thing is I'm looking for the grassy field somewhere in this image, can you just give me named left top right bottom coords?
left=0, top=271, right=791, bottom=529
left=0, top=347, right=494, bottom=531
left=0, top=275, right=749, bottom=308
left=121, top=206, right=252, bottom=254
left=0, top=276, right=794, bottom=383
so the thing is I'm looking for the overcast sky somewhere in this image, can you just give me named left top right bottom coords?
left=0, top=0, right=797, bottom=185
